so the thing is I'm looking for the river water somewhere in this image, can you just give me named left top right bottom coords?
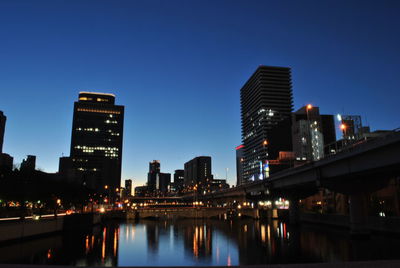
left=1, top=219, right=400, bottom=266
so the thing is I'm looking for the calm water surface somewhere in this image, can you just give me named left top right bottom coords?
left=1, top=219, right=400, bottom=266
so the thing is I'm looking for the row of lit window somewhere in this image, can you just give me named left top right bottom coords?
left=75, top=145, right=119, bottom=151
left=77, top=108, right=121, bottom=114
left=76, top=128, right=100, bottom=132
left=105, top=120, right=118, bottom=124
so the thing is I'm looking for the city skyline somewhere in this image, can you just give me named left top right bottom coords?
left=1, top=1, right=400, bottom=188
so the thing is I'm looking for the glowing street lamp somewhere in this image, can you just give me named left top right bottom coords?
left=306, top=104, right=313, bottom=110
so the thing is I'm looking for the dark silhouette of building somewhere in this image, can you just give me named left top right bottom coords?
left=0, top=153, right=13, bottom=173
left=236, top=145, right=244, bottom=186
left=158, top=173, right=171, bottom=193
left=147, top=160, right=160, bottom=192
left=0, top=111, right=5, bottom=154
left=134, top=185, right=148, bottom=197
left=240, top=66, right=293, bottom=182
left=184, top=156, right=212, bottom=187
left=172, top=169, right=184, bottom=192
left=20, top=155, right=36, bottom=172
left=60, top=92, right=124, bottom=194
left=125, top=179, right=132, bottom=196
left=320, top=115, right=336, bottom=154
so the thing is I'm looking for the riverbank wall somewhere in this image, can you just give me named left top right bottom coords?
left=0, top=213, right=101, bottom=243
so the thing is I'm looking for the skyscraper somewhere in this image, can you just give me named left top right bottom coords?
left=125, top=179, right=132, bottom=197
left=63, top=92, right=124, bottom=193
left=147, top=160, right=160, bottom=192
left=0, top=111, right=6, bottom=154
left=184, top=156, right=212, bottom=187
left=240, top=66, right=293, bottom=182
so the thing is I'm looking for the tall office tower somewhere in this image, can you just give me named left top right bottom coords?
left=240, top=66, right=293, bottom=182
left=236, top=145, right=244, bottom=186
left=125, top=179, right=132, bottom=196
left=69, top=92, right=124, bottom=193
left=184, top=156, right=212, bottom=186
left=0, top=111, right=6, bottom=154
left=147, top=160, right=160, bottom=192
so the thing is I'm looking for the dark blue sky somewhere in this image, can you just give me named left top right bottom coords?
left=1, top=0, right=399, bottom=187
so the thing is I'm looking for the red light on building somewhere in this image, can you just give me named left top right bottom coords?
left=236, top=145, right=244, bottom=150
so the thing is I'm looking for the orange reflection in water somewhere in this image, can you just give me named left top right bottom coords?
left=102, top=227, right=107, bottom=260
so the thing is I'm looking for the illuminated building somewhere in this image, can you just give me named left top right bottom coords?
left=60, top=92, right=124, bottom=194
left=0, top=111, right=5, bottom=154
left=240, top=66, right=293, bottom=182
left=184, top=156, right=212, bottom=187
left=236, top=145, right=244, bottom=186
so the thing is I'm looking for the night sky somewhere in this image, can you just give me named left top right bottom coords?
left=1, top=0, right=399, bottom=188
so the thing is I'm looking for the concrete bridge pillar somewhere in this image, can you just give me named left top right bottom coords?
left=289, top=198, right=300, bottom=224
left=349, top=193, right=370, bottom=236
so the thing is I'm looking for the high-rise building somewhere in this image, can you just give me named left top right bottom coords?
left=0, top=111, right=6, bottom=154
left=147, top=160, right=160, bottom=192
left=158, top=173, right=171, bottom=193
left=240, top=66, right=293, bottom=182
left=125, top=179, right=132, bottom=197
left=236, top=145, right=244, bottom=186
left=184, top=156, right=212, bottom=186
left=62, top=92, right=124, bottom=194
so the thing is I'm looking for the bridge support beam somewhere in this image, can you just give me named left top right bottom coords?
left=289, top=198, right=300, bottom=224
left=349, top=193, right=370, bottom=236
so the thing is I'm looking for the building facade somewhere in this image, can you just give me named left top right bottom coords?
left=0, top=111, right=6, bottom=154
left=184, top=156, right=212, bottom=187
left=61, top=92, right=124, bottom=194
left=240, top=66, right=293, bottom=182
left=236, top=145, right=244, bottom=186
left=147, top=160, right=160, bottom=192
left=125, top=179, right=132, bottom=197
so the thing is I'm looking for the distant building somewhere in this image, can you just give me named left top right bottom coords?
left=292, top=106, right=337, bottom=161
left=0, top=111, right=5, bottom=154
left=20, top=155, right=36, bottom=172
left=235, top=145, right=244, bottom=186
left=60, top=92, right=124, bottom=194
left=125, top=179, right=132, bottom=197
left=0, top=153, right=13, bottom=173
left=184, top=156, right=212, bottom=186
left=320, top=115, right=337, bottom=154
left=135, top=186, right=148, bottom=197
left=240, top=66, right=293, bottom=182
left=340, top=115, right=367, bottom=140
left=147, top=160, right=160, bottom=192
left=158, top=173, right=171, bottom=193
left=208, top=179, right=229, bottom=193
left=172, top=169, right=185, bottom=192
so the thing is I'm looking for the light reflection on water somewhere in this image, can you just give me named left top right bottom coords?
left=1, top=219, right=400, bottom=266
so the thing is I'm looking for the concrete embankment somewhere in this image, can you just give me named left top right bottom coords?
left=0, top=213, right=101, bottom=243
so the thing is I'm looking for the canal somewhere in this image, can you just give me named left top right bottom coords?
left=1, top=219, right=400, bottom=266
